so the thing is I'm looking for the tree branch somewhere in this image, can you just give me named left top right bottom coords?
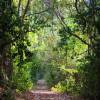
left=22, top=0, right=31, bottom=19
left=29, top=8, right=50, bottom=15
left=18, top=0, right=22, bottom=14
left=54, top=8, right=90, bottom=46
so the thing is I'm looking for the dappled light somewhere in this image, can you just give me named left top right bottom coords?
left=0, top=0, right=100, bottom=100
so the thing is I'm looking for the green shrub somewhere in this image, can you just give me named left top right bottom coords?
left=44, top=64, right=65, bottom=88
left=79, top=56, right=100, bottom=99
left=52, top=68, right=80, bottom=94
left=12, top=62, right=33, bottom=92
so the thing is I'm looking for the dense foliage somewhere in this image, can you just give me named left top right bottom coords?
left=0, top=0, right=100, bottom=100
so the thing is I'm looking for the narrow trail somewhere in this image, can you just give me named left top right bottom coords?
left=16, top=79, right=83, bottom=100
left=26, top=79, right=68, bottom=100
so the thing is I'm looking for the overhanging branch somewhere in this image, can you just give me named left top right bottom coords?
left=54, top=8, right=90, bottom=46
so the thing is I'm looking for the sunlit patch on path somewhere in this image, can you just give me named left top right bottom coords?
left=17, top=79, right=68, bottom=100
left=26, top=90, right=68, bottom=100
left=16, top=79, right=83, bottom=100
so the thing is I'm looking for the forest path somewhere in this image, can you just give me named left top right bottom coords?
left=36, top=79, right=48, bottom=90
left=16, top=79, right=82, bottom=100
left=24, top=79, right=68, bottom=100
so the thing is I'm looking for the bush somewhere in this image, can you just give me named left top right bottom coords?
left=79, top=56, right=100, bottom=99
left=44, top=64, right=65, bottom=88
left=12, top=62, right=33, bottom=92
left=52, top=68, right=80, bottom=95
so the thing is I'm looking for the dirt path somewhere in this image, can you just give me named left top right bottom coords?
left=25, top=79, right=68, bottom=100
left=24, top=89, right=68, bottom=100
left=16, top=79, right=83, bottom=100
